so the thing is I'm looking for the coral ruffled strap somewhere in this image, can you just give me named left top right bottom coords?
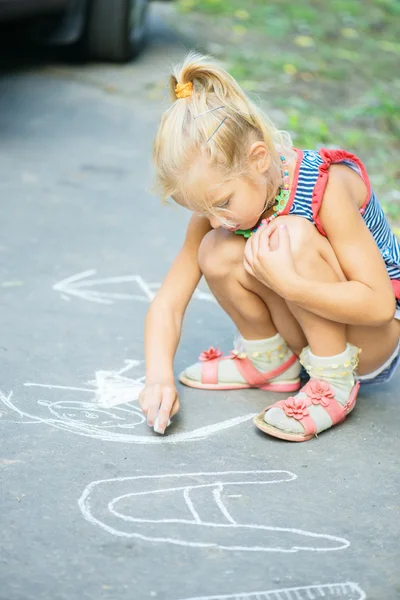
left=234, top=354, right=297, bottom=386
left=391, top=280, right=400, bottom=301
left=313, top=149, right=372, bottom=237
left=201, top=358, right=220, bottom=385
left=200, top=352, right=298, bottom=386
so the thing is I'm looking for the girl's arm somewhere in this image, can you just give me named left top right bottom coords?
left=141, top=214, right=212, bottom=432
left=285, top=166, right=396, bottom=326
left=145, top=214, right=211, bottom=383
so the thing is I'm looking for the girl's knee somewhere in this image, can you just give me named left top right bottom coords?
left=271, top=216, right=318, bottom=259
left=198, top=229, right=245, bottom=278
left=272, top=215, right=345, bottom=280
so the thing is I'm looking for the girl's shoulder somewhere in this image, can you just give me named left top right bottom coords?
left=295, top=146, right=371, bottom=206
left=321, top=161, right=369, bottom=211
left=289, top=147, right=372, bottom=236
left=298, top=147, right=371, bottom=177
left=296, top=147, right=369, bottom=173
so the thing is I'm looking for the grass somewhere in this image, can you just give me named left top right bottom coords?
left=174, top=0, right=400, bottom=228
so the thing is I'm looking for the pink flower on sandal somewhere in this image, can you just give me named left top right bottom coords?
left=199, top=347, right=223, bottom=362
left=304, top=380, right=335, bottom=407
left=283, top=397, right=309, bottom=420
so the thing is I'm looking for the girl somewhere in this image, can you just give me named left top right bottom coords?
left=139, top=52, right=400, bottom=442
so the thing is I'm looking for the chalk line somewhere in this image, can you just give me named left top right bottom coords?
left=175, top=582, right=366, bottom=600
left=78, top=471, right=350, bottom=552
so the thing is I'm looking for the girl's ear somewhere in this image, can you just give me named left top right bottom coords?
left=248, top=141, right=271, bottom=174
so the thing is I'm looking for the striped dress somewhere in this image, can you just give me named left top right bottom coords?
left=284, top=148, right=400, bottom=310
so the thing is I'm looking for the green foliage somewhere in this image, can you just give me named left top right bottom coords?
left=176, top=0, right=400, bottom=223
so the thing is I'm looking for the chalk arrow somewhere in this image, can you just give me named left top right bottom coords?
left=53, top=270, right=216, bottom=305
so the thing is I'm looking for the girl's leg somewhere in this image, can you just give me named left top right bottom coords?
left=197, top=228, right=307, bottom=355
left=270, top=215, right=400, bottom=373
left=259, top=215, right=400, bottom=439
left=179, top=228, right=306, bottom=389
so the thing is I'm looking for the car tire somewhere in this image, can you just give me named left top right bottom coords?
left=85, top=0, right=149, bottom=62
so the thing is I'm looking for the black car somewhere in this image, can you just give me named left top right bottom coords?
left=0, top=0, right=150, bottom=62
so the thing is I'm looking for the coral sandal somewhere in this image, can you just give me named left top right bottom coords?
left=254, top=379, right=360, bottom=442
left=179, top=347, right=301, bottom=393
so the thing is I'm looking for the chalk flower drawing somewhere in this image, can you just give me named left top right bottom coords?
left=176, top=582, right=366, bottom=600
left=0, top=361, right=256, bottom=445
left=78, top=471, right=350, bottom=552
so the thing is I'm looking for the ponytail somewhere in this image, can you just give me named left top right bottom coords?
left=153, top=52, right=293, bottom=211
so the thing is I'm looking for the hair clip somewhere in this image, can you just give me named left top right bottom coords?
left=206, top=116, right=227, bottom=143
left=194, top=105, right=225, bottom=119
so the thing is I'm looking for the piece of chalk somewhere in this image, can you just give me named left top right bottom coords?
left=153, top=416, right=172, bottom=434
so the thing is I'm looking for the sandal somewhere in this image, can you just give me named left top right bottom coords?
left=179, top=347, right=301, bottom=393
left=254, top=379, right=360, bottom=442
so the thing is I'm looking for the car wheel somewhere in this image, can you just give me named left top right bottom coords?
left=85, top=0, right=149, bottom=62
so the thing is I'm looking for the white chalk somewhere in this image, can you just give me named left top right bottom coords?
left=153, top=416, right=171, bottom=434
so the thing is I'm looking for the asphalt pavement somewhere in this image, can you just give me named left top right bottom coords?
left=0, top=4, right=399, bottom=600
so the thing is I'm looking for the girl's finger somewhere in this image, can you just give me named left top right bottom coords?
left=243, top=255, right=255, bottom=276
left=250, top=228, right=261, bottom=258
left=277, top=224, right=291, bottom=253
left=155, top=387, right=176, bottom=433
left=264, top=218, right=280, bottom=236
left=258, top=222, right=276, bottom=253
left=139, top=390, right=150, bottom=417
left=141, top=402, right=149, bottom=418
left=138, top=389, right=145, bottom=408
left=254, top=219, right=273, bottom=256
left=243, top=237, right=254, bottom=265
left=170, top=397, right=180, bottom=418
left=146, top=384, right=162, bottom=427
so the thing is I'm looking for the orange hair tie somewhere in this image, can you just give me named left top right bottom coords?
left=175, top=81, right=193, bottom=99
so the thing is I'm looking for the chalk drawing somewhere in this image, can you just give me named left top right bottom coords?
left=78, top=471, right=350, bottom=552
left=0, top=361, right=256, bottom=444
left=53, top=270, right=216, bottom=305
left=176, top=582, right=366, bottom=600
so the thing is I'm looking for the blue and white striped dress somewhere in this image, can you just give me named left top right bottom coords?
left=286, top=148, right=400, bottom=310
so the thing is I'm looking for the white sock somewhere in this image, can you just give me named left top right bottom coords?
left=183, top=332, right=300, bottom=384
left=264, top=343, right=360, bottom=434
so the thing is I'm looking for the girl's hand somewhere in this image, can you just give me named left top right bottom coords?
left=243, top=222, right=297, bottom=295
left=139, top=383, right=180, bottom=435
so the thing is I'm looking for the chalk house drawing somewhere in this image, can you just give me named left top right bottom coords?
left=53, top=270, right=216, bottom=305
left=0, top=361, right=256, bottom=445
left=176, top=582, right=366, bottom=600
left=78, top=471, right=350, bottom=552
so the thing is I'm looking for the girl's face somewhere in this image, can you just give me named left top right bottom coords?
left=204, top=169, right=268, bottom=232
left=176, top=142, right=274, bottom=231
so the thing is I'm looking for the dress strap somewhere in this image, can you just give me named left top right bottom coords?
left=312, top=149, right=372, bottom=236
left=391, top=280, right=400, bottom=301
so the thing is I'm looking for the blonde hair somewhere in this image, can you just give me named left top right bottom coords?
left=153, top=52, right=294, bottom=221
